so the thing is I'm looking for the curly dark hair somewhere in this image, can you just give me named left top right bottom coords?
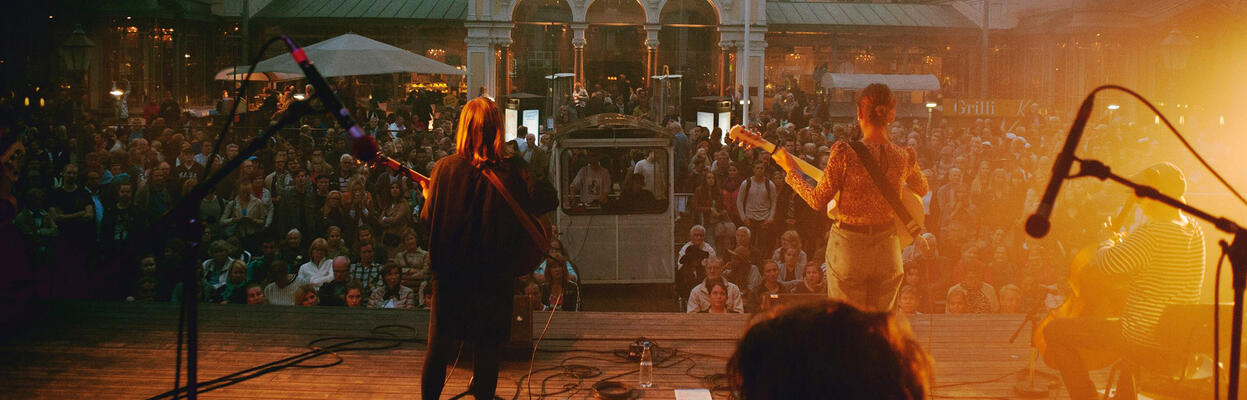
left=728, top=299, right=932, bottom=400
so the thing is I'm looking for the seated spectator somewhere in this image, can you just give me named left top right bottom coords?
left=201, top=240, right=234, bottom=290
left=945, top=260, right=997, bottom=313
left=686, top=256, right=744, bottom=313
left=534, top=239, right=578, bottom=283
left=724, top=246, right=756, bottom=290
left=294, top=284, right=319, bottom=306
left=369, top=263, right=415, bottom=309
left=325, top=226, right=350, bottom=259
left=699, top=281, right=736, bottom=313
left=540, top=256, right=580, bottom=311
left=278, top=228, right=306, bottom=268
left=317, top=256, right=352, bottom=306
left=523, top=281, right=544, bottom=311
left=997, top=284, right=1023, bottom=314
left=776, top=247, right=805, bottom=287
left=297, top=238, right=334, bottom=289
left=746, top=260, right=791, bottom=313
left=245, top=283, right=266, bottom=305
left=349, top=241, right=385, bottom=299
left=209, top=260, right=249, bottom=304
left=263, top=260, right=304, bottom=306
left=677, top=225, right=716, bottom=297
left=390, top=228, right=429, bottom=287
left=897, top=285, right=921, bottom=315
left=343, top=281, right=365, bottom=308
left=771, top=229, right=807, bottom=267
left=219, top=180, right=266, bottom=240
left=792, top=261, right=825, bottom=294
left=729, top=299, right=932, bottom=399
left=946, top=287, right=970, bottom=314
left=246, top=236, right=279, bottom=283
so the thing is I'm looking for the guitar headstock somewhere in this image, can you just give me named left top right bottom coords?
left=728, top=125, right=772, bottom=152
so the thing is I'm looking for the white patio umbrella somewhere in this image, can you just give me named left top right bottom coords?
left=214, top=66, right=303, bottom=81
left=249, top=33, right=466, bottom=78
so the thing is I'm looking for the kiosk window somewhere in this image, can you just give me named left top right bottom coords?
left=561, top=147, right=669, bottom=215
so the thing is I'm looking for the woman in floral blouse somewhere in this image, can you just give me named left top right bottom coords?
left=777, top=84, right=929, bottom=311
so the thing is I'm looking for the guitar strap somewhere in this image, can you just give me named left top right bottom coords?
left=481, top=166, right=551, bottom=254
left=846, top=141, right=923, bottom=238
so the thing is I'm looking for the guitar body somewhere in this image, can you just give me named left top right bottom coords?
left=728, top=126, right=926, bottom=247
left=1035, top=245, right=1130, bottom=369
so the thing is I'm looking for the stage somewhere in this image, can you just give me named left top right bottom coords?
left=0, top=301, right=1090, bottom=399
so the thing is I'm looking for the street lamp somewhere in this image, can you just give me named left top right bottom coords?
left=60, top=25, right=95, bottom=72
left=60, top=25, right=95, bottom=123
left=925, top=102, right=938, bottom=136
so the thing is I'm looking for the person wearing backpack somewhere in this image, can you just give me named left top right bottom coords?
left=736, top=161, right=777, bottom=256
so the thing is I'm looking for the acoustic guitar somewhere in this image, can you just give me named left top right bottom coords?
left=728, top=126, right=926, bottom=247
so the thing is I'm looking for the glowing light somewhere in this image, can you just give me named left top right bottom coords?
left=925, top=102, right=938, bottom=109
left=1154, top=116, right=1160, bottom=125
left=293, top=93, right=306, bottom=101
left=1221, top=116, right=1226, bottom=126
left=1179, top=116, right=1185, bottom=125
left=23, top=97, right=29, bottom=107
left=109, top=88, right=124, bottom=97
left=39, top=98, right=44, bottom=107
left=184, top=54, right=191, bottom=58
left=1106, top=104, right=1120, bottom=111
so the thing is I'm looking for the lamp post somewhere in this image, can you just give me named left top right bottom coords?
left=60, top=25, right=95, bottom=122
left=925, top=102, right=938, bottom=136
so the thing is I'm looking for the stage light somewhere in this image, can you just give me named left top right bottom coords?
left=925, top=102, right=938, bottom=109
left=1106, top=104, right=1120, bottom=111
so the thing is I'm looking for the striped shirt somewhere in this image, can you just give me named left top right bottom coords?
left=1096, top=218, right=1205, bottom=349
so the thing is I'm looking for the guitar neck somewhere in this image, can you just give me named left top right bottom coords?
left=373, top=154, right=430, bottom=185
left=771, top=148, right=825, bottom=183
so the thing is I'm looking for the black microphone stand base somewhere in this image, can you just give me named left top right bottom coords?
left=1225, top=231, right=1247, bottom=400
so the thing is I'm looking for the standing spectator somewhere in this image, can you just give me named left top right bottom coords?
left=49, top=163, right=94, bottom=297
left=219, top=180, right=266, bottom=240
left=686, top=256, right=744, bottom=313
left=275, top=168, right=315, bottom=237
left=377, top=181, right=411, bottom=245
left=569, top=152, right=611, bottom=206
left=736, top=161, right=776, bottom=254
left=14, top=188, right=57, bottom=267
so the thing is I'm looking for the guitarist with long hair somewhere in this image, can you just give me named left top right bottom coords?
left=757, top=83, right=928, bottom=311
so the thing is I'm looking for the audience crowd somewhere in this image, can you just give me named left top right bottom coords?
left=1, top=80, right=1170, bottom=316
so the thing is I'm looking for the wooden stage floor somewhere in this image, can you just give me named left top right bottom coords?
left=0, top=301, right=1088, bottom=399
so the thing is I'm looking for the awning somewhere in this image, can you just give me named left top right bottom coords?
left=254, top=0, right=466, bottom=21
left=821, top=73, right=941, bottom=91
left=766, top=2, right=977, bottom=29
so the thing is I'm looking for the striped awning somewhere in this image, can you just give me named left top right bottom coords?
left=821, top=74, right=941, bottom=91
left=766, top=2, right=977, bottom=29
left=254, top=0, right=467, bottom=21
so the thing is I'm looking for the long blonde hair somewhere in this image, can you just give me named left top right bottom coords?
left=455, top=97, right=507, bottom=167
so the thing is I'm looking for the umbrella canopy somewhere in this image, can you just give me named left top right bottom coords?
left=251, top=33, right=466, bottom=78
left=214, top=66, right=303, bottom=81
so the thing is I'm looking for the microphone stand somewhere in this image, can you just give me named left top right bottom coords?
left=1071, top=157, right=1247, bottom=400
left=154, top=103, right=314, bottom=400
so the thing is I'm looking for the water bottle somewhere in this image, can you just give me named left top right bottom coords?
left=639, top=342, right=654, bottom=388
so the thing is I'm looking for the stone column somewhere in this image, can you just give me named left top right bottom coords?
left=495, top=38, right=513, bottom=96
left=719, top=40, right=735, bottom=97
left=464, top=21, right=498, bottom=98
left=571, top=23, right=587, bottom=86
left=644, top=24, right=661, bottom=89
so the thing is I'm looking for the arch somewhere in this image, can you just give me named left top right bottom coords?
left=511, top=0, right=573, bottom=23
left=658, top=0, right=719, bottom=26
left=585, top=0, right=646, bottom=25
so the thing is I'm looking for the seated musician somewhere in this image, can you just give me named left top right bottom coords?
left=1042, top=163, right=1206, bottom=400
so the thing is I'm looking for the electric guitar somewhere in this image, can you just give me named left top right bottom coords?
left=728, top=126, right=926, bottom=247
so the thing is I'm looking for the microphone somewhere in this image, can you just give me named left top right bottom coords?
left=1025, top=95, right=1097, bottom=238
left=282, top=36, right=379, bottom=163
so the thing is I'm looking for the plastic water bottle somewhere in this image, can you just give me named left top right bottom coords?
left=639, top=342, right=654, bottom=388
